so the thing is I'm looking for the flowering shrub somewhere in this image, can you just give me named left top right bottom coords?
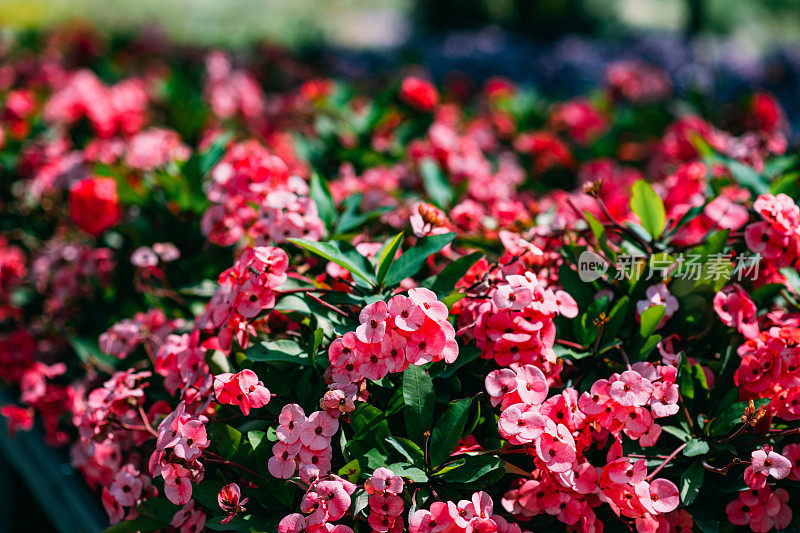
left=1, top=27, right=800, bottom=533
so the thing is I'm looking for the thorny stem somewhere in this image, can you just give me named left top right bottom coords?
left=307, top=293, right=351, bottom=317
left=702, top=458, right=742, bottom=475
left=595, top=197, right=654, bottom=255
left=556, top=339, right=584, bottom=350
left=617, top=346, right=633, bottom=370
left=645, top=442, right=687, bottom=480
left=137, top=404, right=159, bottom=437
left=277, top=287, right=337, bottom=295
left=678, top=396, right=695, bottom=433
left=203, top=451, right=260, bottom=478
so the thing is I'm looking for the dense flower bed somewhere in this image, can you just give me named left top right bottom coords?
left=1, top=28, right=799, bottom=533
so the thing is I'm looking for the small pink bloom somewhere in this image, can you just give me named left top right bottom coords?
left=357, top=300, right=389, bottom=343
left=636, top=479, right=679, bottom=514
left=299, top=411, right=339, bottom=450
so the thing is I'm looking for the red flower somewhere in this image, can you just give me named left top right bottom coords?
left=399, top=77, right=439, bottom=111
left=69, top=177, right=121, bottom=235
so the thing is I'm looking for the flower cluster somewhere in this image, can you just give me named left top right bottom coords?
left=213, top=369, right=271, bottom=415
left=726, top=487, right=793, bottom=532
left=488, top=361, right=682, bottom=529
left=197, top=245, right=289, bottom=352
left=364, top=467, right=405, bottom=532
left=3, top=26, right=800, bottom=533
left=278, top=476, right=356, bottom=533
left=745, top=193, right=800, bottom=268
left=328, top=288, right=459, bottom=383
left=734, top=325, right=800, bottom=420
left=268, top=403, right=339, bottom=482
left=149, top=402, right=210, bottom=506
left=201, top=141, right=324, bottom=247
left=461, top=271, right=577, bottom=383
left=410, top=491, right=529, bottom=533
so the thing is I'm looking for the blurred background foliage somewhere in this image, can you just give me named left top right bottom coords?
left=0, top=0, right=797, bottom=51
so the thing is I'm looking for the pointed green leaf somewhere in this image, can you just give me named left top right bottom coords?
left=630, top=180, right=666, bottom=239
left=430, top=398, right=471, bottom=467
left=639, top=305, right=665, bottom=338
left=420, top=158, right=454, bottom=209
left=384, top=232, right=456, bottom=287
left=402, top=365, right=435, bottom=443
left=288, top=238, right=375, bottom=285
left=680, top=460, right=704, bottom=505
left=376, top=232, right=405, bottom=285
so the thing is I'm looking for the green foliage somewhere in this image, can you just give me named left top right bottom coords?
left=630, top=180, right=666, bottom=239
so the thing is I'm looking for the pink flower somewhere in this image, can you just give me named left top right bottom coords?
left=214, top=369, right=271, bottom=415
left=356, top=300, right=389, bottom=343
left=164, top=475, right=193, bottom=505
left=713, top=284, right=760, bottom=339
left=131, top=246, right=159, bottom=267
left=605, top=458, right=647, bottom=485
left=636, top=478, right=679, bottom=514
left=389, top=295, right=426, bottom=332
left=515, top=364, right=548, bottom=405
left=751, top=448, right=792, bottom=479
left=172, top=419, right=208, bottom=461
left=649, top=382, right=679, bottom=418
left=277, top=403, right=306, bottom=443
left=553, top=290, right=579, bottom=318
left=278, top=513, right=306, bottom=533
left=218, top=483, right=248, bottom=524
left=365, top=467, right=404, bottom=495
left=609, top=370, right=654, bottom=407
left=485, top=369, right=518, bottom=407
left=268, top=441, right=300, bottom=479
left=409, top=288, right=449, bottom=321
left=400, top=77, right=439, bottom=111
left=299, top=411, right=339, bottom=450
left=535, top=420, right=576, bottom=473
left=636, top=283, right=678, bottom=324
left=314, top=479, right=352, bottom=520
left=498, top=404, right=546, bottom=444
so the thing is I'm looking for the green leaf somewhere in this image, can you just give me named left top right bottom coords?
left=436, top=346, right=479, bottom=379
left=68, top=336, right=119, bottom=368
left=403, top=365, right=435, bottom=443
left=601, top=296, right=629, bottom=341
left=435, top=454, right=504, bottom=484
left=683, top=439, right=710, bottom=457
left=387, top=462, right=428, bottom=483
left=662, top=425, right=692, bottom=442
left=199, top=132, right=232, bottom=175
left=557, top=263, right=593, bottom=309
left=638, top=334, right=661, bottom=359
left=246, top=340, right=309, bottom=365
left=711, top=398, right=771, bottom=436
left=727, top=159, right=769, bottom=195
left=639, top=305, right=665, bottom=338
left=334, top=194, right=393, bottom=234
left=376, top=232, right=405, bottom=285
left=309, top=172, right=336, bottom=228
left=384, top=232, right=456, bottom=287
left=430, top=398, right=471, bottom=467
left=420, top=158, right=454, bottom=208
left=288, top=238, right=376, bottom=285
left=208, top=424, right=243, bottom=459
left=338, top=458, right=361, bottom=482
left=680, top=461, right=705, bottom=506
left=585, top=210, right=617, bottom=261
left=630, top=180, right=666, bottom=239
left=347, top=404, right=391, bottom=455
left=429, top=251, right=483, bottom=298
left=386, top=437, right=425, bottom=466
